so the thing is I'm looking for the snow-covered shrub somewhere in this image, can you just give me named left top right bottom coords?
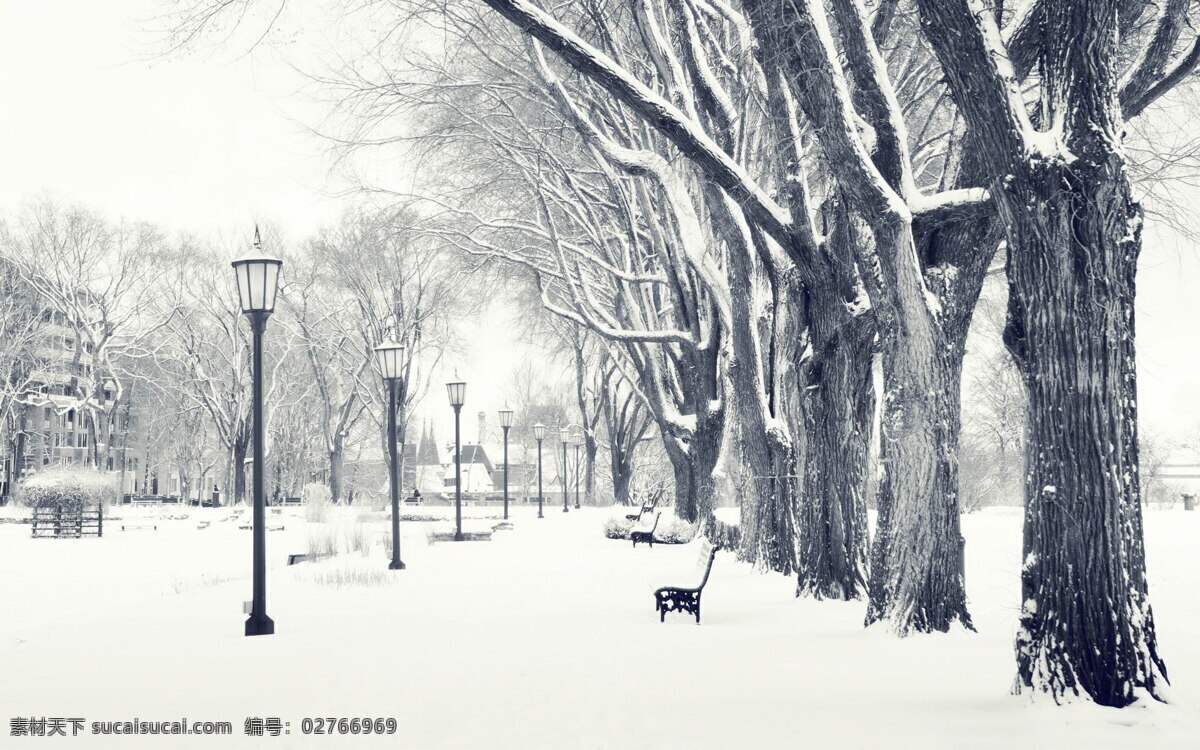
left=19, top=468, right=119, bottom=512
left=707, top=518, right=740, bottom=551
left=603, top=513, right=695, bottom=544
left=603, top=516, right=633, bottom=540
left=302, top=483, right=332, bottom=523
left=654, top=517, right=697, bottom=544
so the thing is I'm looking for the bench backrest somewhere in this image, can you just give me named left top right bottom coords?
left=693, top=540, right=717, bottom=589
left=633, top=511, right=660, bottom=534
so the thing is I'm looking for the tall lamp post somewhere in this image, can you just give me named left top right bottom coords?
left=447, top=378, right=466, bottom=541
left=534, top=423, right=545, bottom=518
left=375, top=340, right=406, bottom=570
left=559, top=427, right=570, bottom=513
left=231, top=228, right=282, bottom=638
left=499, top=407, right=513, bottom=520
left=573, top=430, right=582, bottom=510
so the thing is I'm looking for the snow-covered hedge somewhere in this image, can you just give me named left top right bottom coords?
left=303, top=483, right=332, bottom=522
left=19, top=468, right=119, bottom=512
left=603, top=513, right=696, bottom=544
left=603, top=516, right=633, bottom=539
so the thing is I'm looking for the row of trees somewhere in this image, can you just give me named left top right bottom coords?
left=165, top=0, right=1200, bottom=707
left=0, top=196, right=667, bottom=512
left=0, top=200, right=464, bottom=504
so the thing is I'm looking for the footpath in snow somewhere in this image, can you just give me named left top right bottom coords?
left=0, top=504, right=1196, bottom=748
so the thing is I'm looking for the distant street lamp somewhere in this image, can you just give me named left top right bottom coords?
left=559, top=427, right=570, bottom=513
left=534, top=423, right=545, bottom=519
left=499, top=407, right=513, bottom=521
left=447, top=377, right=466, bottom=541
left=374, top=340, right=406, bottom=570
left=231, top=227, right=282, bottom=638
left=573, top=430, right=582, bottom=510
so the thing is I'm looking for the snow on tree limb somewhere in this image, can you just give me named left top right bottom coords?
left=476, top=0, right=795, bottom=246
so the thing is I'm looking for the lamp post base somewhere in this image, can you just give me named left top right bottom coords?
left=389, top=560, right=406, bottom=570
left=562, top=507, right=569, bottom=513
left=454, top=533, right=464, bottom=542
left=244, top=613, right=274, bottom=637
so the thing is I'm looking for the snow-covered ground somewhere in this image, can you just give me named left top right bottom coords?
left=1, top=503, right=1197, bottom=748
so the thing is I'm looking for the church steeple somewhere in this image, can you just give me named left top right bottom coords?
left=416, top=419, right=440, bottom=465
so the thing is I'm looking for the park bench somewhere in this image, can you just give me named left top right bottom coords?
left=631, top=512, right=661, bottom=548
left=654, top=540, right=718, bottom=623
left=624, top=491, right=661, bottom=521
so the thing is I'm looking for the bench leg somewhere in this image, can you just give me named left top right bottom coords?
left=695, top=594, right=701, bottom=624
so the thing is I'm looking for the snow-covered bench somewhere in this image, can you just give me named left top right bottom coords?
left=654, top=540, right=718, bottom=623
left=625, top=498, right=657, bottom=522
left=631, top=512, right=661, bottom=548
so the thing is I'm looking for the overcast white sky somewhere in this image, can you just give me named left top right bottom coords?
left=0, top=1, right=1196, bottom=449
left=0, top=0, right=560, bottom=437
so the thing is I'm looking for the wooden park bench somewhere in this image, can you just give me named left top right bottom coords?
left=630, top=512, right=661, bottom=548
left=624, top=490, right=661, bottom=522
left=654, top=540, right=718, bottom=623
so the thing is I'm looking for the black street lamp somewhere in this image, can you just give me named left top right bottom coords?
left=231, top=227, right=282, bottom=638
left=533, top=423, right=545, bottom=519
left=573, top=430, right=582, bottom=510
left=375, top=339, right=406, bottom=570
left=447, top=377, right=466, bottom=541
left=559, top=427, right=570, bottom=513
left=499, top=407, right=513, bottom=520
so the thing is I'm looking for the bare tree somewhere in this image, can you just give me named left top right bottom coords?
left=1, top=197, right=180, bottom=471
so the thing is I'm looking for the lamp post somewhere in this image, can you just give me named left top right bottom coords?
left=447, top=378, right=466, bottom=541
left=375, top=340, right=406, bottom=570
left=573, top=431, right=582, bottom=510
left=499, top=407, right=513, bottom=520
left=533, top=423, right=545, bottom=519
left=231, top=227, right=282, bottom=638
left=559, top=427, right=570, bottom=513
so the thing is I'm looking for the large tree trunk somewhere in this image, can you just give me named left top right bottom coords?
left=797, top=289, right=874, bottom=599
left=864, top=224, right=971, bottom=633
left=611, top=453, right=633, bottom=506
left=1002, top=152, right=1167, bottom=706
left=717, top=194, right=797, bottom=573
left=665, top=411, right=722, bottom=523
left=329, top=447, right=345, bottom=505
left=231, top=435, right=249, bottom=505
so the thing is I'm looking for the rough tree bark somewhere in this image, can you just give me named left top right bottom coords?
left=915, top=0, right=1171, bottom=702
left=797, top=283, right=874, bottom=599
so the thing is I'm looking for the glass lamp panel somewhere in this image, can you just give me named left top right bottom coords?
left=235, top=262, right=252, bottom=312
left=446, top=381, right=466, bottom=407
left=373, top=341, right=404, bottom=381
left=231, top=256, right=283, bottom=313
left=533, top=423, right=545, bottom=440
left=262, top=260, right=281, bottom=311
left=498, top=409, right=514, bottom=428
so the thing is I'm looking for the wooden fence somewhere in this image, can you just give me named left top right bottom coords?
left=31, top=504, right=104, bottom=538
